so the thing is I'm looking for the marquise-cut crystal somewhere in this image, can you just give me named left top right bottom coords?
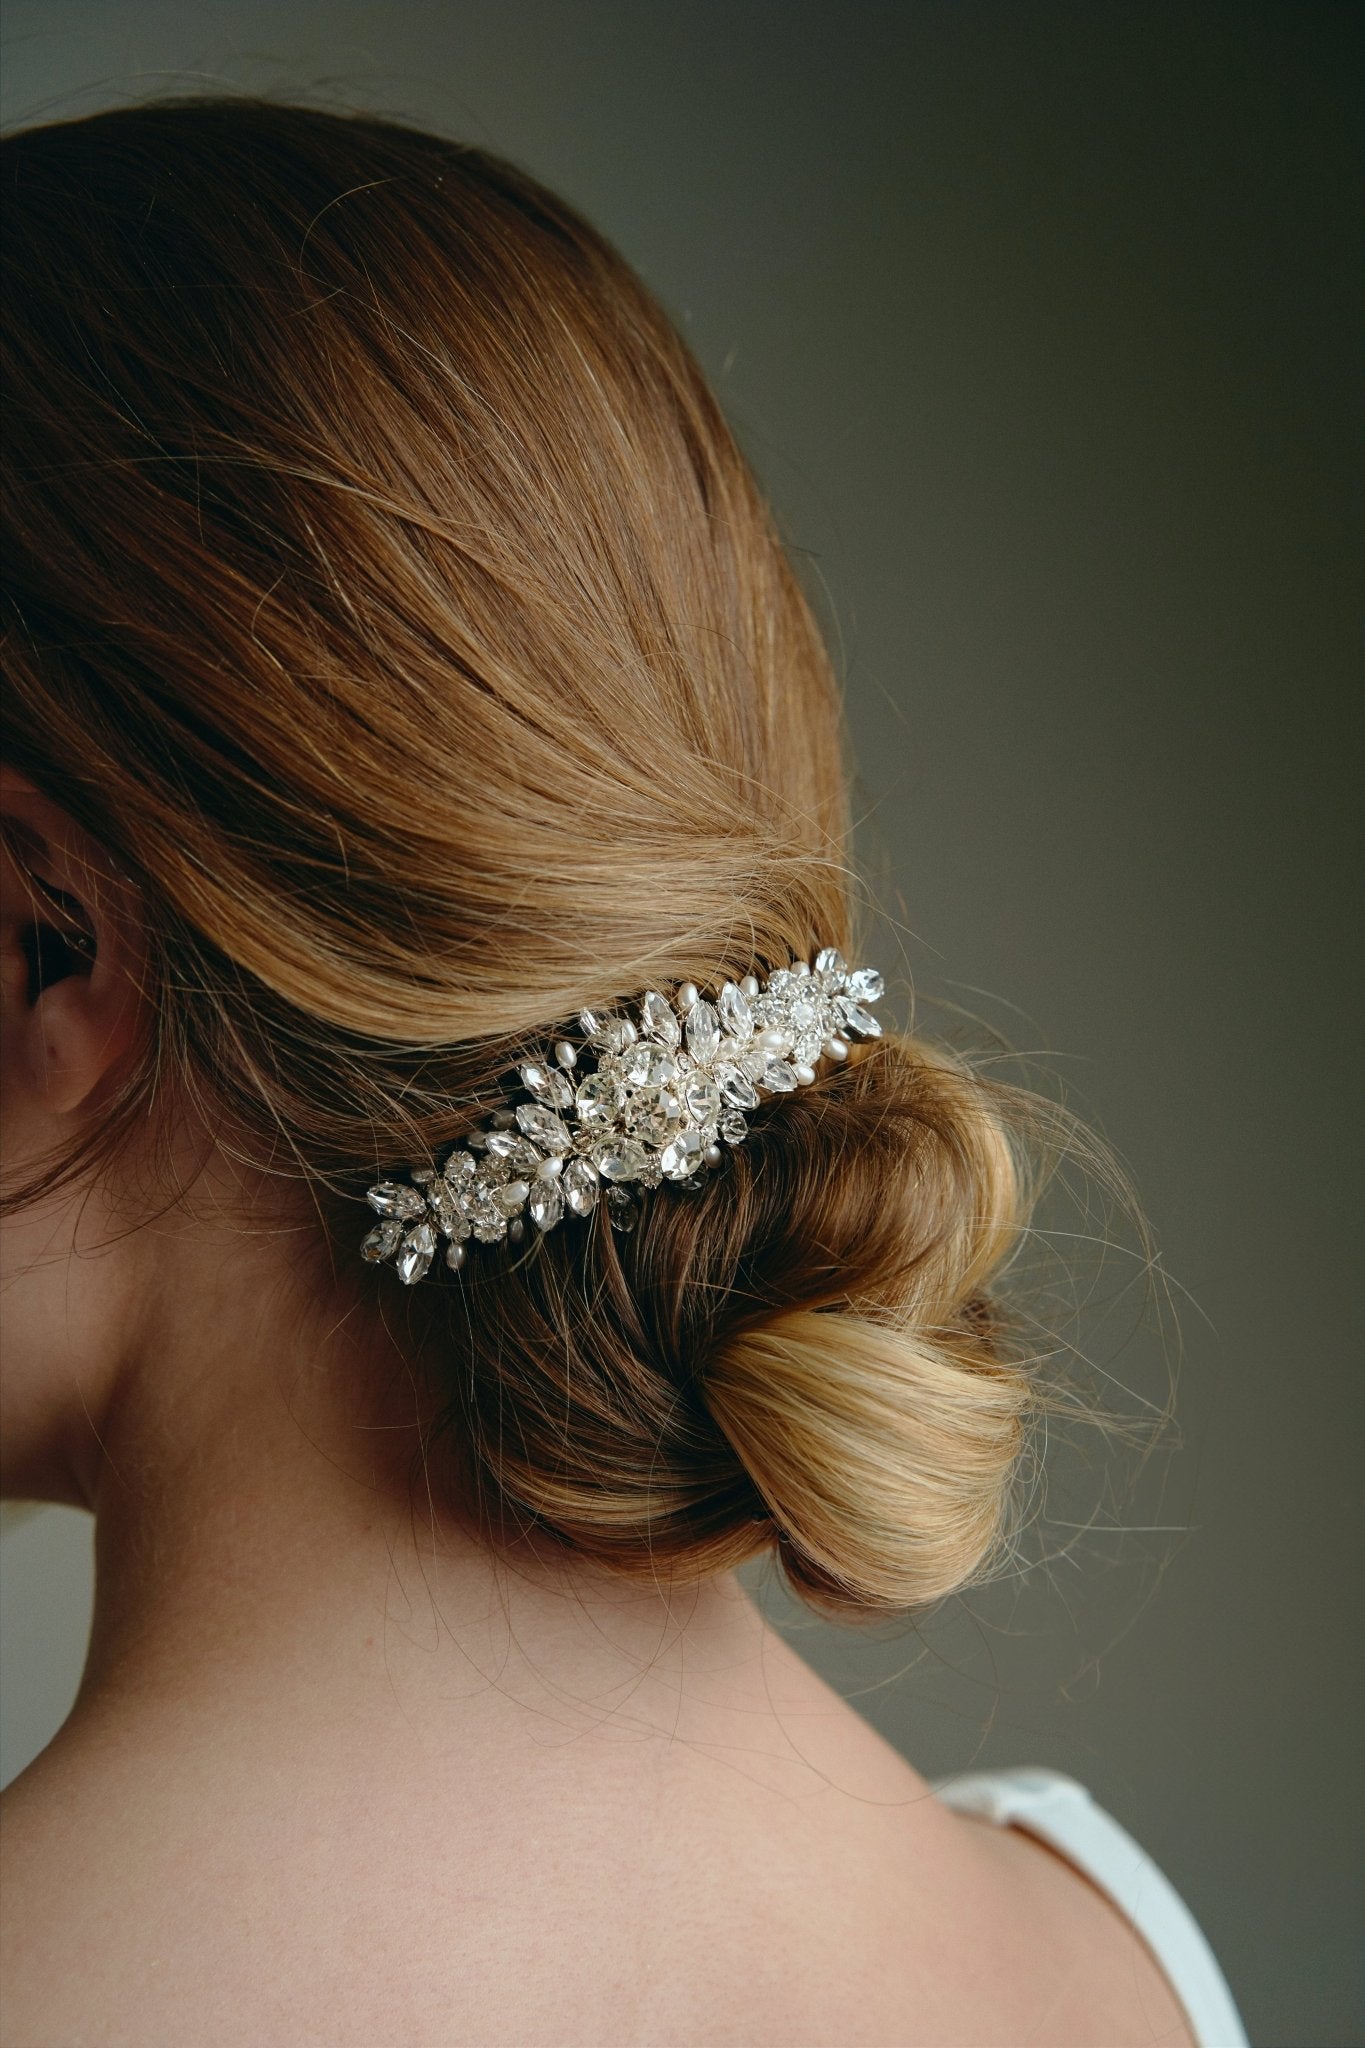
left=515, top=1102, right=571, bottom=1152
left=367, top=1181, right=426, bottom=1221
left=684, top=1075, right=721, bottom=1123
left=585, top=1012, right=636, bottom=1053
left=519, top=1061, right=574, bottom=1110
left=718, top=1109, right=749, bottom=1144
left=485, top=1132, right=543, bottom=1172
left=716, top=1064, right=761, bottom=1110
left=718, top=981, right=753, bottom=1039
left=574, top=1072, right=621, bottom=1125
left=835, top=998, right=882, bottom=1038
left=396, top=1221, right=436, bottom=1285
left=759, top=1057, right=799, bottom=1092
left=605, top=1187, right=638, bottom=1233
left=685, top=998, right=720, bottom=1063
left=639, top=991, right=681, bottom=1046
left=562, top=1156, right=600, bottom=1214
left=814, top=947, right=847, bottom=975
left=528, top=1178, right=564, bottom=1231
left=361, top=1219, right=404, bottom=1263
left=660, top=1127, right=703, bottom=1179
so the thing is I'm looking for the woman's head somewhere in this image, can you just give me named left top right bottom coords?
left=2, top=99, right=1047, bottom=1614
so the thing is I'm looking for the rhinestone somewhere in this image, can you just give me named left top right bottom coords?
left=444, top=1151, right=477, bottom=1183
left=587, top=1012, right=637, bottom=1053
left=574, top=1071, right=622, bottom=1125
left=740, top=1048, right=770, bottom=1081
left=519, top=1061, right=574, bottom=1110
left=445, top=1242, right=466, bottom=1272
left=621, top=1042, right=677, bottom=1087
left=759, top=1058, right=799, bottom=1093
left=367, top=1181, right=426, bottom=1221
left=639, top=991, right=681, bottom=1045
left=684, top=1075, right=721, bottom=1123
left=528, top=1178, right=564, bottom=1231
left=835, top=998, right=882, bottom=1038
left=661, top=1128, right=704, bottom=1179
left=718, top=981, right=753, bottom=1039
left=396, top=1221, right=436, bottom=1285
left=767, top=969, right=794, bottom=995
left=471, top=1212, right=507, bottom=1243
left=485, top=1132, right=542, bottom=1172
left=846, top=966, right=883, bottom=1002
left=515, top=1101, right=571, bottom=1152
left=685, top=998, right=720, bottom=1063
left=814, top=947, right=847, bottom=975
left=605, top=1187, right=638, bottom=1233
left=793, top=1033, right=826, bottom=1065
left=361, top=1220, right=404, bottom=1263
left=562, top=1156, right=600, bottom=1214
left=715, top=1064, right=761, bottom=1111
left=624, top=1084, right=681, bottom=1142
left=718, top=1109, right=748, bottom=1144
left=596, top=1137, right=651, bottom=1181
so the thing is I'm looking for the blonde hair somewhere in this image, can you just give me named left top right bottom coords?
left=2, top=99, right=1084, bottom=1615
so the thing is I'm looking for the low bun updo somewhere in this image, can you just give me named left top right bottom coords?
left=444, top=1031, right=1033, bottom=1616
left=4, top=99, right=1073, bottom=1617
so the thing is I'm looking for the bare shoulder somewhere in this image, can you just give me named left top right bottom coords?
left=959, top=1811, right=1198, bottom=2048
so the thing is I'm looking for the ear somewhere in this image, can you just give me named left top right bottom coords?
left=0, top=766, right=147, bottom=1121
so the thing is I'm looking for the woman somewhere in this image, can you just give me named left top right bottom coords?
left=0, top=100, right=1245, bottom=2045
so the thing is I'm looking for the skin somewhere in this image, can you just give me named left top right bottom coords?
left=0, top=766, right=1195, bottom=2047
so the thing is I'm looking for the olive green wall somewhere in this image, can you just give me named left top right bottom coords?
left=2, top=8, right=1359, bottom=2042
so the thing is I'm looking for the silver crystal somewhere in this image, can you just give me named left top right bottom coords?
left=835, top=998, right=882, bottom=1038
left=625, top=1083, right=682, bottom=1143
left=595, top=1137, right=651, bottom=1181
left=528, top=1178, right=564, bottom=1231
left=575, top=1071, right=622, bottom=1125
left=684, top=1075, right=721, bottom=1123
left=660, top=1127, right=704, bottom=1179
left=621, top=1042, right=677, bottom=1087
left=814, top=947, right=847, bottom=975
left=396, top=1221, right=437, bottom=1285
left=685, top=997, right=720, bottom=1063
left=718, top=980, right=753, bottom=1039
left=519, top=1061, right=574, bottom=1110
left=366, top=1181, right=426, bottom=1221
left=361, top=1219, right=404, bottom=1263
left=515, top=1101, right=571, bottom=1152
left=758, top=1057, right=799, bottom=1093
left=715, top=1064, right=761, bottom=1110
left=718, top=1109, right=749, bottom=1144
left=639, top=990, right=681, bottom=1045
left=562, top=1156, right=600, bottom=1214
left=485, top=1131, right=543, bottom=1171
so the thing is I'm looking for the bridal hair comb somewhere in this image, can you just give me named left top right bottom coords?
left=360, top=948, right=885, bottom=1283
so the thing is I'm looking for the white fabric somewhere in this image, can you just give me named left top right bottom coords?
left=934, top=1767, right=1249, bottom=2048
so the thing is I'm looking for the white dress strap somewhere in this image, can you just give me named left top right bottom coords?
left=934, top=1768, right=1248, bottom=2048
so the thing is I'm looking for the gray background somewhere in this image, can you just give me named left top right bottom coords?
left=1, top=6, right=1359, bottom=2044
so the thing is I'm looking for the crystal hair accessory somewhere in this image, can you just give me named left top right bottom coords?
left=360, top=948, right=884, bottom=1284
